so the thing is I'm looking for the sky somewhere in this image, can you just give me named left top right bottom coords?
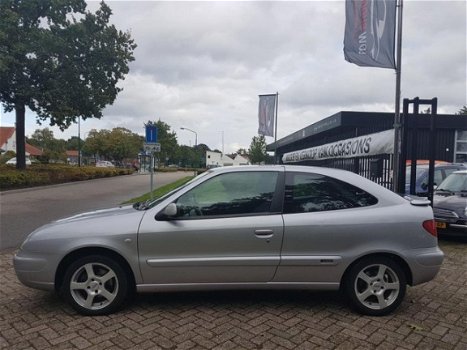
left=1, top=0, right=466, bottom=153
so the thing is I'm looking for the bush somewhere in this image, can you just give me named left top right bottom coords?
left=0, top=164, right=134, bottom=190
left=0, top=151, right=16, bottom=164
left=155, top=167, right=206, bottom=173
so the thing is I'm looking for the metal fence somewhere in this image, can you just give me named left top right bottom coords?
left=295, top=153, right=394, bottom=191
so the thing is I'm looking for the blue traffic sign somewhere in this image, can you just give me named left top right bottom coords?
left=145, top=125, right=158, bottom=143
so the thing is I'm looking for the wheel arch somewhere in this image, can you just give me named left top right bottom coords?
left=55, top=247, right=136, bottom=293
left=340, top=252, right=413, bottom=289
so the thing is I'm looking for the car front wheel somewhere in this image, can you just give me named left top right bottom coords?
left=60, top=255, right=129, bottom=315
left=345, top=257, right=407, bottom=316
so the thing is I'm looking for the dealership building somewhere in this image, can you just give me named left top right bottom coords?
left=267, top=111, right=467, bottom=190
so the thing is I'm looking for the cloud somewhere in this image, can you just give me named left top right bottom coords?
left=2, top=0, right=465, bottom=152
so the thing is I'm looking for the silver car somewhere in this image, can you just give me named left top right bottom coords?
left=14, top=165, right=443, bottom=316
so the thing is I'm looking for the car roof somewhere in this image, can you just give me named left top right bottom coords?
left=414, top=163, right=466, bottom=169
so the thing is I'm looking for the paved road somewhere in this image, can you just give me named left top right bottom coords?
left=0, top=238, right=466, bottom=349
left=0, top=172, right=193, bottom=250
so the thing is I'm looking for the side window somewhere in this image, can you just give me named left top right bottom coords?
left=434, top=169, right=443, bottom=186
left=284, top=172, right=378, bottom=214
left=175, top=171, right=278, bottom=218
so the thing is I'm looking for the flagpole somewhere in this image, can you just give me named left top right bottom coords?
left=393, top=0, right=403, bottom=192
left=274, top=92, right=279, bottom=164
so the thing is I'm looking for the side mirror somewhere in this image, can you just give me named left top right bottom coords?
left=156, top=203, right=178, bottom=221
left=163, top=203, right=178, bottom=217
left=421, top=182, right=428, bottom=190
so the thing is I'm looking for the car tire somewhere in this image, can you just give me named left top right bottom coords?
left=60, top=255, right=129, bottom=316
left=344, top=256, right=407, bottom=316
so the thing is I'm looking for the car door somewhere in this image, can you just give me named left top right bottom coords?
left=274, top=171, right=379, bottom=284
left=138, top=169, right=284, bottom=284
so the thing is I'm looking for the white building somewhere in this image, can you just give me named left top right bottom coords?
left=0, top=127, right=43, bottom=157
left=206, top=151, right=250, bottom=167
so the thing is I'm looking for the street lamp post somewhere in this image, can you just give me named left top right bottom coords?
left=180, top=127, right=197, bottom=146
left=78, top=117, right=81, bottom=167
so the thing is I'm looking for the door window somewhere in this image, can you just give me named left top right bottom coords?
left=175, top=171, right=279, bottom=218
left=284, top=172, right=378, bottom=214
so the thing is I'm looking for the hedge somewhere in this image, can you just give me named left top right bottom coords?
left=0, top=164, right=134, bottom=190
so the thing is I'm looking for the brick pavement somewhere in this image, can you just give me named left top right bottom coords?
left=1, top=238, right=466, bottom=350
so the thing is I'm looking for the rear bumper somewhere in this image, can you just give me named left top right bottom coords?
left=408, top=247, right=444, bottom=285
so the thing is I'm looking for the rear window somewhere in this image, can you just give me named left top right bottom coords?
left=284, top=172, right=378, bottom=214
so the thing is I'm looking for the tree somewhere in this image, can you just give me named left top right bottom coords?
left=456, top=106, right=467, bottom=115
left=28, top=127, right=66, bottom=162
left=248, top=135, right=268, bottom=164
left=106, top=127, right=143, bottom=163
left=0, top=0, right=136, bottom=169
left=146, top=120, right=178, bottom=166
left=236, top=148, right=248, bottom=156
left=82, top=129, right=110, bottom=159
left=66, top=136, right=83, bottom=151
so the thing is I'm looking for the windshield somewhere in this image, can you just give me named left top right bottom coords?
left=437, top=173, right=467, bottom=192
left=134, top=170, right=214, bottom=210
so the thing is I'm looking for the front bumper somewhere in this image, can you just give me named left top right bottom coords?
left=13, top=251, right=56, bottom=291
left=434, top=208, right=467, bottom=233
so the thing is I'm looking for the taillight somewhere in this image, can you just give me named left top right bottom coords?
left=423, top=219, right=438, bottom=237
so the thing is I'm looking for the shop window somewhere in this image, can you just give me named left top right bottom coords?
left=454, top=130, right=467, bottom=163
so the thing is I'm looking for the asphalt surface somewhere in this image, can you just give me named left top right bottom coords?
left=0, top=171, right=193, bottom=250
left=0, top=237, right=466, bottom=349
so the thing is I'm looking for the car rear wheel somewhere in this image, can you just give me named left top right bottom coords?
left=345, top=257, right=406, bottom=316
left=60, top=255, right=129, bottom=315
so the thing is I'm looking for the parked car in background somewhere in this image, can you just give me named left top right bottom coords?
left=405, top=162, right=466, bottom=196
left=95, top=160, right=115, bottom=168
left=14, top=166, right=443, bottom=316
left=6, top=157, right=32, bottom=165
left=433, top=170, right=467, bottom=234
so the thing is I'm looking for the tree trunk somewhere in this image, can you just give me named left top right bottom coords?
left=15, top=103, right=26, bottom=170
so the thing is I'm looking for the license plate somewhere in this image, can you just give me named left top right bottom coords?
left=435, top=221, right=447, bottom=229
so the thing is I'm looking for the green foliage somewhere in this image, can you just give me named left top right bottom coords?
left=123, top=176, right=194, bottom=204
left=456, top=106, right=467, bottom=115
left=66, top=136, right=83, bottom=151
left=171, top=143, right=210, bottom=168
left=236, top=148, right=248, bottom=155
left=0, top=164, right=133, bottom=190
left=82, top=129, right=109, bottom=158
left=82, top=127, right=143, bottom=161
left=0, top=150, right=16, bottom=164
left=107, top=127, right=144, bottom=162
left=28, top=127, right=66, bottom=162
left=248, top=135, right=268, bottom=164
left=146, top=120, right=178, bottom=166
left=0, top=0, right=136, bottom=169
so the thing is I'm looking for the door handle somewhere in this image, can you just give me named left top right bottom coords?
left=254, top=229, right=274, bottom=237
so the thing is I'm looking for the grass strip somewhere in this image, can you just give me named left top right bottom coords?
left=123, top=176, right=194, bottom=204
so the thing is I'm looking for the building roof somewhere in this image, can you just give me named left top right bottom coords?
left=66, top=150, right=79, bottom=157
left=25, top=144, right=43, bottom=156
left=267, top=111, right=466, bottom=152
left=0, top=126, right=43, bottom=156
left=0, top=127, right=15, bottom=147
